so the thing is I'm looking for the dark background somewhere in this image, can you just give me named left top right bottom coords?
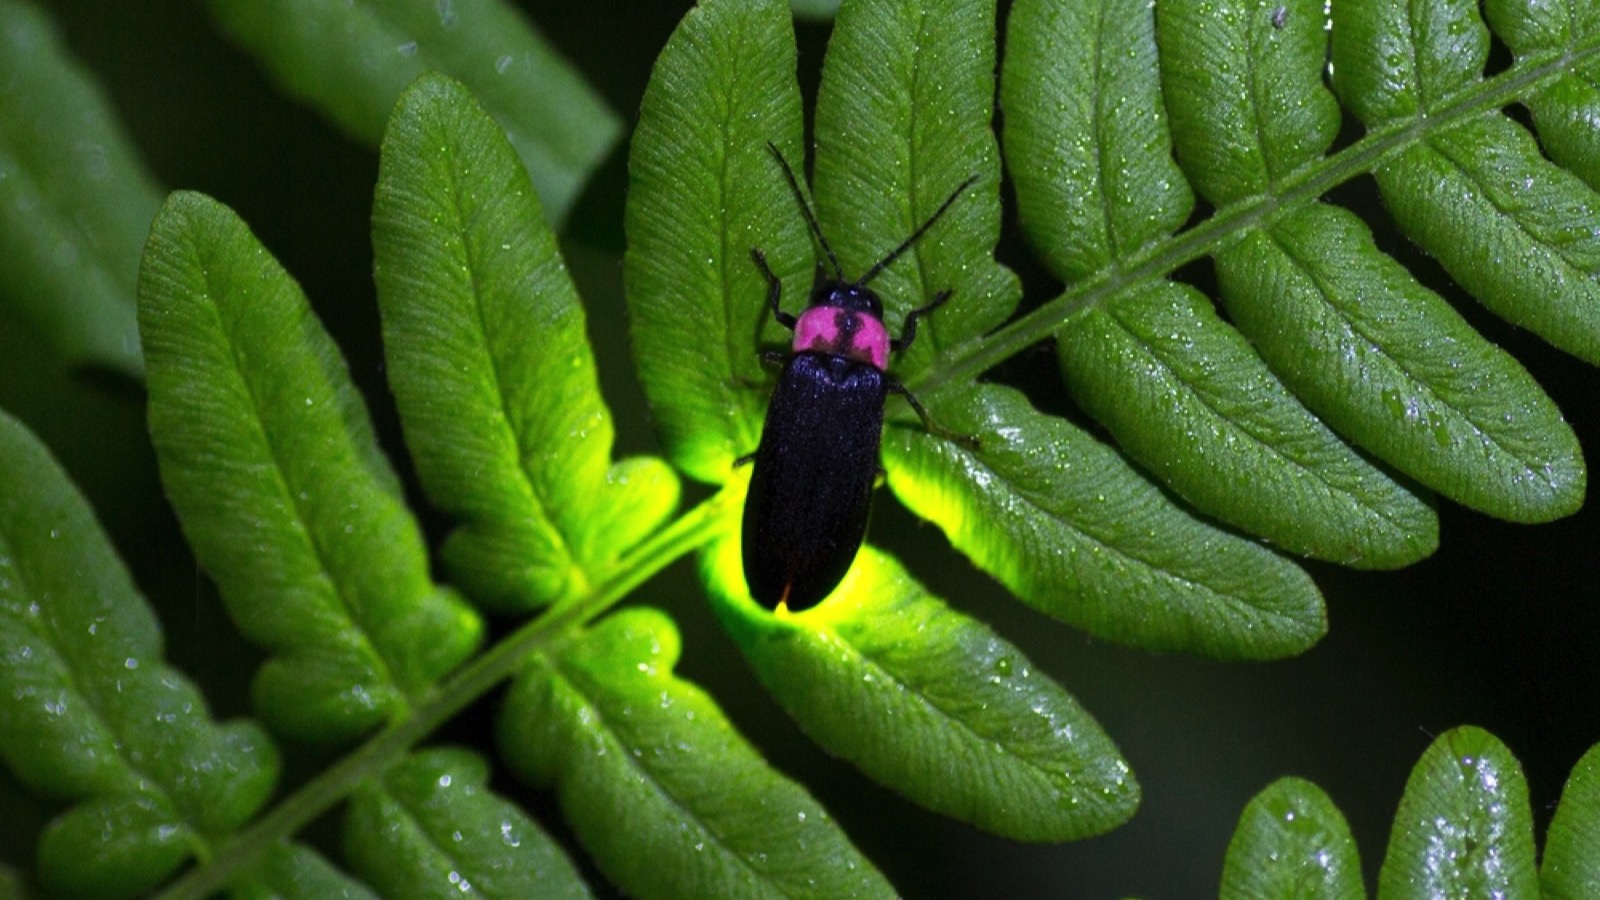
left=3, top=1, right=1597, bottom=896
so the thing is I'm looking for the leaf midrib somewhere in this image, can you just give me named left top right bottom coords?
left=1261, top=216, right=1566, bottom=497
left=547, top=659, right=805, bottom=898
left=814, top=626, right=1090, bottom=792
left=189, top=234, right=400, bottom=698
left=434, top=129, right=590, bottom=598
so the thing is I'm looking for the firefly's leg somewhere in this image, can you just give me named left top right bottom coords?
left=750, top=248, right=797, bottom=331
left=892, top=288, right=953, bottom=352
left=887, top=380, right=980, bottom=450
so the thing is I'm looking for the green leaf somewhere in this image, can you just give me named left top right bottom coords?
left=1109, top=0, right=1436, bottom=565
left=1333, top=0, right=1600, bottom=366
left=0, top=0, right=161, bottom=376
left=1155, top=0, right=1582, bottom=523
left=1485, top=0, right=1600, bottom=193
left=1158, top=0, right=1341, bottom=202
left=1220, top=778, right=1364, bottom=900
left=1377, top=727, right=1538, bottom=899
left=345, top=747, right=590, bottom=900
left=0, top=409, right=279, bottom=897
left=704, top=535, right=1139, bottom=841
left=37, top=794, right=198, bottom=899
left=1007, top=0, right=1434, bottom=566
left=373, top=74, right=677, bottom=612
left=138, top=191, right=483, bottom=742
left=1002, top=0, right=1193, bottom=279
left=230, top=843, right=380, bottom=900
left=812, top=0, right=1020, bottom=372
left=499, top=606, right=894, bottom=900
left=1542, top=743, right=1600, bottom=899
left=202, top=0, right=618, bottom=223
left=1057, top=280, right=1436, bottom=567
left=886, top=384, right=1325, bottom=659
left=623, top=0, right=809, bottom=484
left=1215, top=205, right=1583, bottom=523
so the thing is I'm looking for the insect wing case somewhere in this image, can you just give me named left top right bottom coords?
left=742, top=352, right=887, bottom=609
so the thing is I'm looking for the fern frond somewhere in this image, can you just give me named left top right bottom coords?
left=2, top=0, right=1598, bottom=895
left=201, top=0, right=620, bottom=225
left=1219, top=728, right=1594, bottom=898
left=0, top=411, right=278, bottom=896
left=0, top=0, right=158, bottom=376
left=373, top=75, right=678, bottom=612
left=139, top=193, right=485, bottom=743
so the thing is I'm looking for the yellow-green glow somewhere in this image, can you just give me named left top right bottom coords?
left=700, top=503, right=897, bottom=635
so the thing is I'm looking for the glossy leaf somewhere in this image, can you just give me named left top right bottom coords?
left=705, top=536, right=1139, bottom=841
left=345, top=748, right=590, bottom=899
left=229, top=843, right=380, bottom=900
left=1215, top=205, right=1583, bottom=523
left=500, top=607, right=894, bottom=899
left=886, top=384, right=1326, bottom=659
left=139, top=192, right=483, bottom=742
left=1377, top=727, right=1537, bottom=899
left=0, top=0, right=160, bottom=375
left=1333, top=0, right=1600, bottom=366
left=1155, top=0, right=1583, bottom=523
left=623, top=0, right=809, bottom=484
left=1008, top=0, right=1433, bottom=567
left=202, top=0, right=618, bottom=223
left=1002, top=0, right=1192, bottom=279
left=1158, top=0, right=1340, bottom=201
left=1220, top=778, right=1364, bottom=900
left=1058, top=280, right=1436, bottom=567
left=0, top=409, right=279, bottom=896
left=373, top=74, right=677, bottom=611
left=1485, top=0, right=1600, bottom=193
left=812, top=0, right=1020, bottom=371
left=1542, top=743, right=1600, bottom=899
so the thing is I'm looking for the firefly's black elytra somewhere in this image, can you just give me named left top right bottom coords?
left=741, top=145, right=976, bottom=612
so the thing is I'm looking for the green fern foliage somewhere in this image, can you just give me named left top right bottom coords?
left=0, top=0, right=160, bottom=376
left=372, top=75, right=678, bottom=612
left=1219, top=778, right=1363, bottom=898
left=343, top=747, right=589, bottom=899
left=704, top=538, right=1137, bottom=840
left=1543, top=744, right=1600, bottom=898
left=1008, top=0, right=1438, bottom=569
left=1378, top=727, right=1537, bottom=897
left=0, top=410, right=278, bottom=896
left=1336, top=0, right=1600, bottom=367
left=1, top=0, right=1599, bottom=893
left=227, top=842, right=379, bottom=900
left=886, top=385, right=1325, bottom=657
left=201, top=0, right=619, bottom=225
left=1165, top=0, right=1582, bottom=524
left=1216, top=729, right=1600, bottom=899
left=139, top=192, right=485, bottom=744
left=499, top=607, right=892, bottom=899
left=1487, top=0, right=1600, bottom=193
left=624, top=0, right=808, bottom=485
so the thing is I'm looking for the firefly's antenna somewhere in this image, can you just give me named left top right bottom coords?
left=767, top=143, right=844, bottom=279
left=857, top=173, right=980, bottom=287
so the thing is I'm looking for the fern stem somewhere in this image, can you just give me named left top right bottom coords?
left=912, top=39, right=1600, bottom=398
left=151, top=486, right=738, bottom=900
